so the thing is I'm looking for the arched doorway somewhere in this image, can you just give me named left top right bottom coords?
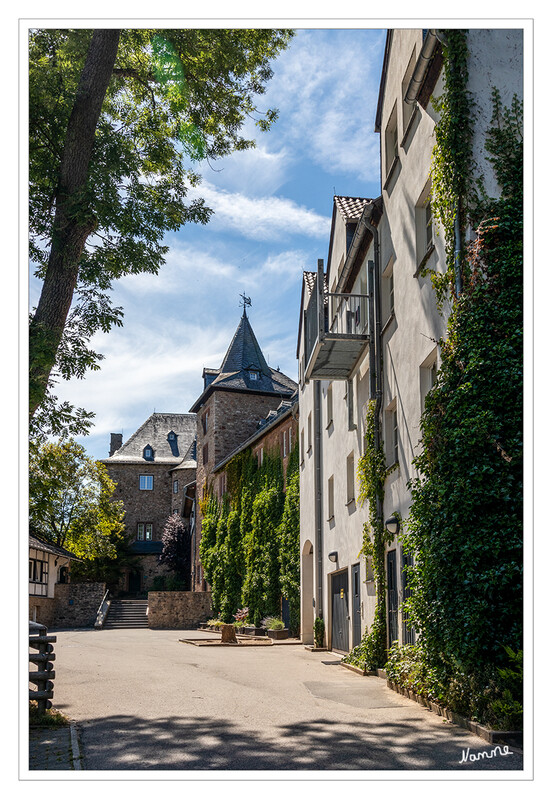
left=301, top=540, right=314, bottom=644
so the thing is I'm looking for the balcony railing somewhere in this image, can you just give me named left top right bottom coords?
left=304, top=266, right=370, bottom=381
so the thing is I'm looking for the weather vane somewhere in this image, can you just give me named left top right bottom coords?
left=239, top=292, right=252, bottom=316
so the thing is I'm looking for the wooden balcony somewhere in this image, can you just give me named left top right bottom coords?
left=304, top=270, right=370, bottom=381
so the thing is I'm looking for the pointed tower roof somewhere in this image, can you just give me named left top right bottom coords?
left=219, top=311, right=271, bottom=377
left=190, top=311, right=297, bottom=412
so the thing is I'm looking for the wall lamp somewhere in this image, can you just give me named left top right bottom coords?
left=328, top=551, right=338, bottom=563
left=385, top=516, right=400, bottom=536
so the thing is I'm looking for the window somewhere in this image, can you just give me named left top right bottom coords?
left=29, top=558, right=48, bottom=583
left=167, top=431, right=179, bottom=456
left=415, top=183, right=434, bottom=271
left=139, top=474, right=154, bottom=491
left=249, top=370, right=259, bottom=381
left=328, top=475, right=335, bottom=520
left=143, top=445, right=154, bottom=460
left=173, top=479, right=179, bottom=494
left=282, top=430, right=287, bottom=458
left=300, top=429, right=305, bottom=463
left=289, top=427, right=292, bottom=453
left=401, top=47, right=417, bottom=140
left=219, top=473, right=227, bottom=497
left=202, top=409, right=210, bottom=435
left=307, top=413, right=312, bottom=453
left=420, top=349, right=438, bottom=411
left=346, top=453, right=355, bottom=504
left=382, top=257, right=395, bottom=323
left=346, top=379, right=356, bottom=431
left=257, top=446, right=264, bottom=467
left=326, top=383, right=333, bottom=428
left=385, top=401, right=399, bottom=466
left=384, top=103, right=398, bottom=179
left=202, top=443, right=209, bottom=465
left=392, top=409, right=399, bottom=465
left=137, top=523, right=153, bottom=541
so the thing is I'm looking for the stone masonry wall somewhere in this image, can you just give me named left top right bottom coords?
left=52, top=582, right=106, bottom=628
left=29, top=596, right=56, bottom=628
left=106, top=461, right=173, bottom=542
left=148, top=591, right=212, bottom=629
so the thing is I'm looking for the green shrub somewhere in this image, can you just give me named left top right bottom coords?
left=313, top=616, right=325, bottom=648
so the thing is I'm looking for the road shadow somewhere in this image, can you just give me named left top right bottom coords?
left=75, top=713, right=523, bottom=771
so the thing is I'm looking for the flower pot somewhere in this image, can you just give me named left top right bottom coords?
left=267, top=628, right=289, bottom=639
left=243, top=626, right=266, bottom=636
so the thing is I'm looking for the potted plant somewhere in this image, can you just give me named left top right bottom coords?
left=262, top=617, right=289, bottom=640
left=313, top=616, right=325, bottom=649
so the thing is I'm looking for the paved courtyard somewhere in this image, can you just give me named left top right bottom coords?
left=47, top=628, right=524, bottom=773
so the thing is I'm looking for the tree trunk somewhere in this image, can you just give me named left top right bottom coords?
left=29, top=29, right=121, bottom=418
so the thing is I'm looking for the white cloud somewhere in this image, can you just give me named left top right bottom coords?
left=198, top=144, right=291, bottom=197
left=188, top=181, right=329, bottom=240
left=263, top=28, right=385, bottom=181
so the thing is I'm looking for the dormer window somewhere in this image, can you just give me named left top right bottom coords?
left=249, top=370, right=259, bottom=381
left=143, top=445, right=154, bottom=461
left=167, top=431, right=179, bottom=456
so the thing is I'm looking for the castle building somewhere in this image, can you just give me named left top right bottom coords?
left=102, top=412, right=197, bottom=593
left=190, top=307, right=297, bottom=591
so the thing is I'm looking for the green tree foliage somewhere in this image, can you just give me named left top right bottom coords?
left=159, top=513, right=192, bottom=589
left=29, top=439, right=126, bottom=561
left=29, top=28, right=293, bottom=436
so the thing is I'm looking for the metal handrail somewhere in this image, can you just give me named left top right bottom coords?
left=94, top=589, right=111, bottom=629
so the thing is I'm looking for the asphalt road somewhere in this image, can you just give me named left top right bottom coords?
left=50, top=628, right=524, bottom=773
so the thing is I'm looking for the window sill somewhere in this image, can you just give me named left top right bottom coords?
left=345, top=498, right=356, bottom=507
left=413, top=243, right=435, bottom=277
left=383, top=155, right=400, bottom=192
left=381, top=311, right=396, bottom=335
left=400, top=105, right=419, bottom=148
left=307, top=446, right=312, bottom=455
left=327, top=515, right=335, bottom=523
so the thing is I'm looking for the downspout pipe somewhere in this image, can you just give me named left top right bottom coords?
left=314, top=258, right=324, bottom=620
left=362, top=213, right=383, bottom=523
left=404, top=30, right=439, bottom=105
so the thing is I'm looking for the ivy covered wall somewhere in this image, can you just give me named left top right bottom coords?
left=391, top=31, right=523, bottom=730
left=199, top=443, right=300, bottom=631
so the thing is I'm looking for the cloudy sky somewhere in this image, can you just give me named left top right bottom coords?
left=30, top=27, right=387, bottom=461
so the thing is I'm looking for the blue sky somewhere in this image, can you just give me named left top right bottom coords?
left=31, top=27, right=387, bottom=461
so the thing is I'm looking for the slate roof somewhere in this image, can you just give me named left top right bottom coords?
left=129, top=540, right=164, bottom=555
left=334, top=195, right=372, bottom=222
left=190, top=312, right=297, bottom=412
left=102, top=413, right=197, bottom=466
left=29, top=535, right=81, bottom=561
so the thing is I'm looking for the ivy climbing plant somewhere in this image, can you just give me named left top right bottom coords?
left=394, top=34, right=523, bottom=728
left=343, top=402, right=396, bottom=671
left=199, top=441, right=300, bottom=631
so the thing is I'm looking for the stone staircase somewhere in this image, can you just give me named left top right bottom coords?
left=103, top=599, right=149, bottom=629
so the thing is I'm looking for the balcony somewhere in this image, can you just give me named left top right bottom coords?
left=304, top=270, right=370, bottom=381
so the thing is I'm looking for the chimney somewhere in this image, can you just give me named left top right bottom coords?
left=109, top=433, right=123, bottom=456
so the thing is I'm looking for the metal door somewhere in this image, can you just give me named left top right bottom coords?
left=331, top=570, right=349, bottom=652
left=387, top=550, right=398, bottom=646
left=352, top=563, right=362, bottom=648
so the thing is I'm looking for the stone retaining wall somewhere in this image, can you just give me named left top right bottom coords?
left=52, top=582, right=106, bottom=628
left=148, top=591, right=212, bottom=629
left=29, top=582, right=106, bottom=628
